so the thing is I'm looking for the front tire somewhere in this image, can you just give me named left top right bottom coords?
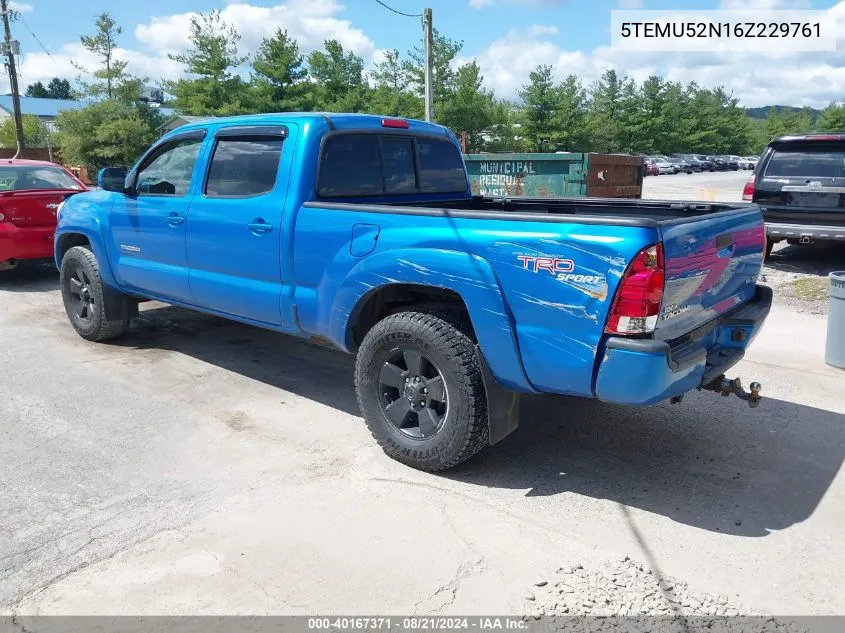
left=355, top=310, right=489, bottom=471
left=60, top=246, right=130, bottom=342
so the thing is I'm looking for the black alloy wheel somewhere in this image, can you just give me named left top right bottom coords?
left=377, top=347, right=448, bottom=439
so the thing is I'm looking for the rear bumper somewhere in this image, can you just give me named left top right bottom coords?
left=766, top=222, right=845, bottom=242
left=0, top=223, right=56, bottom=263
left=594, top=285, right=772, bottom=406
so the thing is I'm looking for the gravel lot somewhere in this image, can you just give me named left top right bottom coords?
left=1, top=177, right=843, bottom=621
left=643, top=170, right=845, bottom=315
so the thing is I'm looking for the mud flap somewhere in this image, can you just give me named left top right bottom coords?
left=476, top=345, right=520, bottom=444
left=102, top=285, right=139, bottom=322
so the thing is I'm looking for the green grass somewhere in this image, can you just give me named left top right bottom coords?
left=782, top=277, right=828, bottom=302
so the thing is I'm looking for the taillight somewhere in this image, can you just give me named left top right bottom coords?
left=742, top=175, right=755, bottom=201
left=605, top=243, right=665, bottom=335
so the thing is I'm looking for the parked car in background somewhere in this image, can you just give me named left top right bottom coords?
left=0, top=159, right=87, bottom=272
left=679, top=155, right=704, bottom=172
left=648, top=156, right=676, bottom=174
left=743, top=156, right=759, bottom=170
left=743, top=133, right=845, bottom=258
left=707, top=156, right=727, bottom=171
left=667, top=157, right=694, bottom=174
left=53, top=112, right=772, bottom=471
left=719, top=156, right=740, bottom=170
left=690, top=155, right=716, bottom=171
left=644, top=159, right=660, bottom=176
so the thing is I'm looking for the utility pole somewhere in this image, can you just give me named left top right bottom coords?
left=422, top=8, right=434, bottom=122
left=0, top=0, right=24, bottom=158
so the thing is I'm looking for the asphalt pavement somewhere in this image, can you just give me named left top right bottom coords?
left=642, top=169, right=749, bottom=202
left=1, top=175, right=843, bottom=616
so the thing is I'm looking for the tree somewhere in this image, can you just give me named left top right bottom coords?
left=249, top=28, right=310, bottom=112
left=586, top=69, right=627, bottom=153
left=55, top=100, right=162, bottom=171
left=25, top=81, right=49, bottom=98
left=519, top=65, right=557, bottom=152
left=307, top=39, right=367, bottom=112
left=483, top=101, right=523, bottom=153
left=404, top=29, right=462, bottom=120
left=438, top=62, right=501, bottom=152
left=0, top=115, right=48, bottom=148
left=553, top=75, right=589, bottom=152
left=75, top=12, right=129, bottom=99
left=47, top=78, right=74, bottom=99
left=817, top=103, right=845, bottom=132
left=166, top=10, right=248, bottom=115
left=366, top=49, right=421, bottom=119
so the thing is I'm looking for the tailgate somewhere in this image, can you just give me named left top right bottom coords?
left=755, top=140, right=845, bottom=214
left=0, top=190, right=68, bottom=228
left=655, top=207, right=765, bottom=341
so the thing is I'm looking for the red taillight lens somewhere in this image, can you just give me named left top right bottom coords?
left=381, top=118, right=409, bottom=129
left=605, top=243, right=665, bottom=335
left=742, top=175, right=755, bottom=201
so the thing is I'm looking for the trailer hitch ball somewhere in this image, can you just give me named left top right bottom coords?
left=701, top=375, right=762, bottom=408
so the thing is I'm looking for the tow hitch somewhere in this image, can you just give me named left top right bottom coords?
left=700, top=375, right=762, bottom=408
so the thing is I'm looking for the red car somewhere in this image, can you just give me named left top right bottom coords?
left=0, top=159, right=87, bottom=271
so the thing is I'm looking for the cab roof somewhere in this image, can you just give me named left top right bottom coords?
left=162, top=112, right=453, bottom=139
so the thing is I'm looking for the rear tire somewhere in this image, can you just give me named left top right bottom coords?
left=60, top=246, right=131, bottom=342
left=355, top=310, right=488, bottom=472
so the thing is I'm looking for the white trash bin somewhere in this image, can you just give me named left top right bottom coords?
left=826, top=271, right=845, bottom=369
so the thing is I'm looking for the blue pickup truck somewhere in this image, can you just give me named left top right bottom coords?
left=54, top=113, right=771, bottom=471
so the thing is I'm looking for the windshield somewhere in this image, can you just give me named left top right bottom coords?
left=765, top=144, right=845, bottom=178
left=0, top=165, right=82, bottom=192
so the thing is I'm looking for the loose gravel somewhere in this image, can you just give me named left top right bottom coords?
left=761, top=244, right=843, bottom=315
left=523, top=557, right=810, bottom=632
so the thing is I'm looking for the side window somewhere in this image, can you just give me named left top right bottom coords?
left=381, top=137, right=416, bottom=194
left=318, top=134, right=382, bottom=197
left=205, top=137, right=284, bottom=197
left=136, top=138, right=203, bottom=196
left=416, top=138, right=468, bottom=193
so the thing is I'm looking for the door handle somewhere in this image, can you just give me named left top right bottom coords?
left=166, top=213, right=184, bottom=227
left=248, top=219, right=273, bottom=235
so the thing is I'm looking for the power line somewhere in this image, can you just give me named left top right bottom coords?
left=374, top=0, right=422, bottom=18
left=18, top=15, right=61, bottom=69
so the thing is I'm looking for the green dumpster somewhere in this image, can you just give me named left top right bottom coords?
left=464, top=152, right=644, bottom=199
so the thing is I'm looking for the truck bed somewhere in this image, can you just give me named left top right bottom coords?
left=306, top=196, right=754, bottom=227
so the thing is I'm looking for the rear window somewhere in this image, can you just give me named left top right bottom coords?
left=318, top=133, right=467, bottom=198
left=205, top=138, right=283, bottom=197
left=0, top=166, right=82, bottom=191
left=764, top=144, right=845, bottom=178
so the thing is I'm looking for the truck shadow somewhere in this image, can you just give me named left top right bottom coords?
left=0, top=261, right=59, bottom=293
left=116, top=303, right=843, bottom=539
left=447, top=393, right=845, bottom=538
left=765, top=243, right=845, bottom=277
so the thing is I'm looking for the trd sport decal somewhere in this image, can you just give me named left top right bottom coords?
left=517, top=255, right=574, bottom=274
left=517, top=255, right=604, bottom=285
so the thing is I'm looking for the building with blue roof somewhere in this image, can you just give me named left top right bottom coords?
left=0, top=96, right=174, bottom=134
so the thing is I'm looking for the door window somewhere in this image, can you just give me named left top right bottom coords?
left=205, top=138, right=284, bottom=197
left=136, top=138, right=203, bottom=196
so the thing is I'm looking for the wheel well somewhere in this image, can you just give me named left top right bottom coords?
left=349, top=284, right=474, bottom=350
left=57, top=233, right=91, bottom=262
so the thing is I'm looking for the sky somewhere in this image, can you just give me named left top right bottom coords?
left=4, top=0, right=844, bottom=108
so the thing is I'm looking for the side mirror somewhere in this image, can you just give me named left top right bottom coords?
left=97, top=167, right=127, bottom=193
